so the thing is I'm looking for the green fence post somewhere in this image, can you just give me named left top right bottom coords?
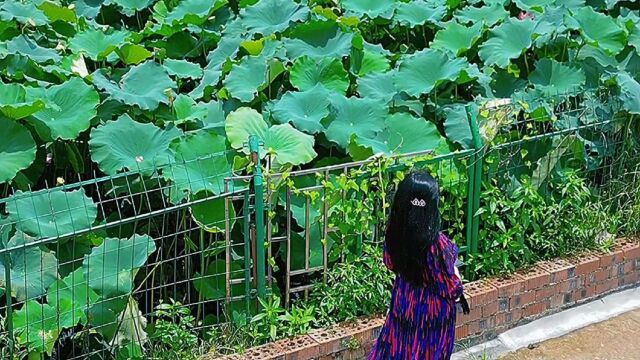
left=249, top=135, right=266, bottom=300
left=467, top=105, right=484, bottom=257
left=3, top=250, right=14, bottom=359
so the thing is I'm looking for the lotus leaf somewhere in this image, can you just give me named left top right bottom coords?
left=431, top=22, right=483, bottom=56
left=357, top=71, right=397, bottom=103
left=6, top=35, right=61, bottom=63
left=47, top=268, right=99, bottom=329
left=164, top=58, right=203, bottom=79
left=69, top=29, right=131, bottom=61
left=571, top=6, right=626, bottom=55
left=324, top=96, right=387, bottom=149
left=0, top=117, right=36, bottom=183
left=394, top=49, right=468, bottom=97
left=29, top=77, right=99, bottom=140
left=7, top=188, right=97, bottom=240
left=83, top=234, right=156, bottom=298
left=0, top=1, right=49, bottom=26
left=0, top=82, right=45, bottom=119
left=194, top=259, right=244, bottom=299
left=190, top=192, right=235, bottom=233
left=529, top=59, right=585, bottom=96
left=394, top=1, right=446, bottom=28
left=342, top=0, right=396, bottom=19
left=89, top=114, right=181, bottom=175
left=240, top=0, right=309, bottom=35
left=443, top=104, right=473, bottom=149
left=270, top=85, right=330, bottom=134
left=13, top=300, right=60, bottom=355
left=224, top=55, right=267, bottom=103
left=290, top=56, right=349, bottom=94
left=479, top=18, right=535, bottom=68
left=284, top=21, right=354, bottom=59
left=455, top=3, right=509, bottom=27
left=617, top=73, right=640, bottom=114
left=92, top=61, right=176, bottom=111
left=0, top=231, right=58, bottom=301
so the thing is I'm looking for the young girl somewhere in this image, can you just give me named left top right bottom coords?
left=369, top=171, right=469, bottom=360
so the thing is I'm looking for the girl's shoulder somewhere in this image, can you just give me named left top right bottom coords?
left=436, top=232, right=459, bottom=253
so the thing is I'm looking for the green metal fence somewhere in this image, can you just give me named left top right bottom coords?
left=1, top=92, right=638, bottom=359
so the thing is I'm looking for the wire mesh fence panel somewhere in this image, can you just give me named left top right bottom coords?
left=261, top=149, right=477, bottom=306
left=0, top=152, right=253, bottom=360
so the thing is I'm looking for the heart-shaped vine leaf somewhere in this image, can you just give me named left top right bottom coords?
left=394, top=49, right=468, bottom=97
left=240, top=0, right=309, bottom=35
left=479, top=18, right=535, bottom=68
left=92, top=61, right=176, bottom=111
left=7, top=188, right=97, bottom=240
left=226, top=107, right=316, bottom=166
left=89, top=114, right=181, bottom=175
left=324, top=96, right=387, bottom=149
left=290, top=56, right=349, bottom=94
left=83, top=234, right=156, bottom=298
left=270, top=85, right=330, bottom=134
left=0, top=231, right=58, bottom=301
left=0, top=117, right=36, bottom=184
left=29, top=77, right=99, bottom=140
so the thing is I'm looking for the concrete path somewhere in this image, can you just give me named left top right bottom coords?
left=500, top=308, right=640, bottom=360
left=453, top=286, right=640, bottom=360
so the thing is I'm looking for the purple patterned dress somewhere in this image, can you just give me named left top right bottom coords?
left=369, top=233, right=463, bottom=360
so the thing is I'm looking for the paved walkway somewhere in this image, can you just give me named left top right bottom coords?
left=499, top=309, right=640, bottom=360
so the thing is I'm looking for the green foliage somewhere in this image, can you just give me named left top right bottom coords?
left=148, top=300, right=202, bottom=360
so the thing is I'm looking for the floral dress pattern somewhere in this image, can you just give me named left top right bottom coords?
left=368, top=233, right=463, bottom=360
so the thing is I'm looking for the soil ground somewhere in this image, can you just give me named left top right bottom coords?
left=498, top=308, right=640, bottom=360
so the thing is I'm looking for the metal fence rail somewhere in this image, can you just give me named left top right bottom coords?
left=1, top=91, right=638, bottom=359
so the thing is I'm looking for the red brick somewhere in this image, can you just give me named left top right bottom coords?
left=456, top=325, right=470, bottom=341
left=537, top=259, right=575, bottom=283
left=274, top=335, right=320, bottom=360
left=495, top=312, right=510, bottom=327
left=624, top=260, right=635, bottom=275
left=460, top=306, right=482, bottom=323
left=623, top=241, right=640, bottom=260
left=598, top=251, right=615, bottom=268
left=594, top=268, right=611, bottom=283
left=558, top=278, right=581, bottom=293
left=611, top=248, right=625, bottom=265
left=572, top=253, right=600, bottom=276
left=595, top=277, right=617, bottom=294
left=486, top=274, right=525, bottom=298
left=516, top=267, right=551, bottom=291
left=535, top=285, right=555, bottom=301
left=468, top=320, right=481, bottom=335
left=482, top=301, right=499, bottom=317
left=550, top=293, right=564, bottom=308
left=513, top=291, right=535, bottom=308
left=524, top=302, right=546, bottom=318
left=464, top=280, right=498, bottom=308
left=624, top=271, right=639, bottom=285
left=510, top=308, right=524, bottom=323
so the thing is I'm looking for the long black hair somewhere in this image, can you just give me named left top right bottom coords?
left=385, top=171, right=441, bottom=285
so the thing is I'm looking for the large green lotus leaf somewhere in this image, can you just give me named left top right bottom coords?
left=89, top=114, right=181, bottom=175
left=38, top=1, right=78, bottom=23
left=68, top=29, right=130, bottom=61
left=172, top=94, right=208, bottom=124
left=284, top=21, right=354, bottom=59
left=529, top=59, right=585, bottom=96
left=224, top=55, right=267, bottom=103
left=201, top=100, right=226, bottom=129
left=7, top=188, right=97, bottom=240
left=0, top=231, right=58, bottom=301
left=164, top=0, right=226, bottom=25
left=116, top=43, right=152, bottom=65
left=13, top=300, right=60, bottom=355
left=325, top=96, right=387, bottom=149
left=226, top=107, right=316, bottom=166
left=617, top=73, right=640, bottom=114
left=164, top=58, right=203, bottom=79
left=47, top=268, right=99, bottom=329
left=240, top=0, right=309, bottom=35
left=454, top=3, right=509, bottom=27
left=342, top=0, right=396, bottom=19
left=270, top=85, right=330, bottom=134
left=92, top=61, right=176, bottom=111
left=357, top=71, right=397, bottom=103
left=83, top=234, right=156, bottom=298
left=194, top=259, right=244, bottom=300
left=107, top=0, right=154, bottom=16
left=479, top=18, right=535, bottom=68
left=514, top=0, right=554, bottom=12
left=0, top=1, right=49, bottom=26
left=350, top=43, right=390, bottom=76
left=431, top=22, right=483, bottom=56
left=163, top=131, right=233, bottom=203
left=190, top=68, right=223, bottom=100
left=28, top=78, right=99, bottom=140
left=352, top=113, right=445, bottom=157
left=225, top=107, right=268, bottom=150
left=394, top=49, right=467, bottom=97
left=394, top=1, right=446, bottom=28
left=290, top=56, right=349, bottom=94
left=571, top=6, right=626, bottom=55
left=0, top=117, right=36, bottom=184
left=265, top=124, right=317, bottom=166
left=6, top=35, right=61, bottom=63
left=0, top=83, right=46, bottom=119
left=190, top=192, right=235, bottom=233
left=443, top=104, right=473, bottom=149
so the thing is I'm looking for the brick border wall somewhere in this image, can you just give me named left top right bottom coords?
left=205, top=238, right=640, bottom=360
